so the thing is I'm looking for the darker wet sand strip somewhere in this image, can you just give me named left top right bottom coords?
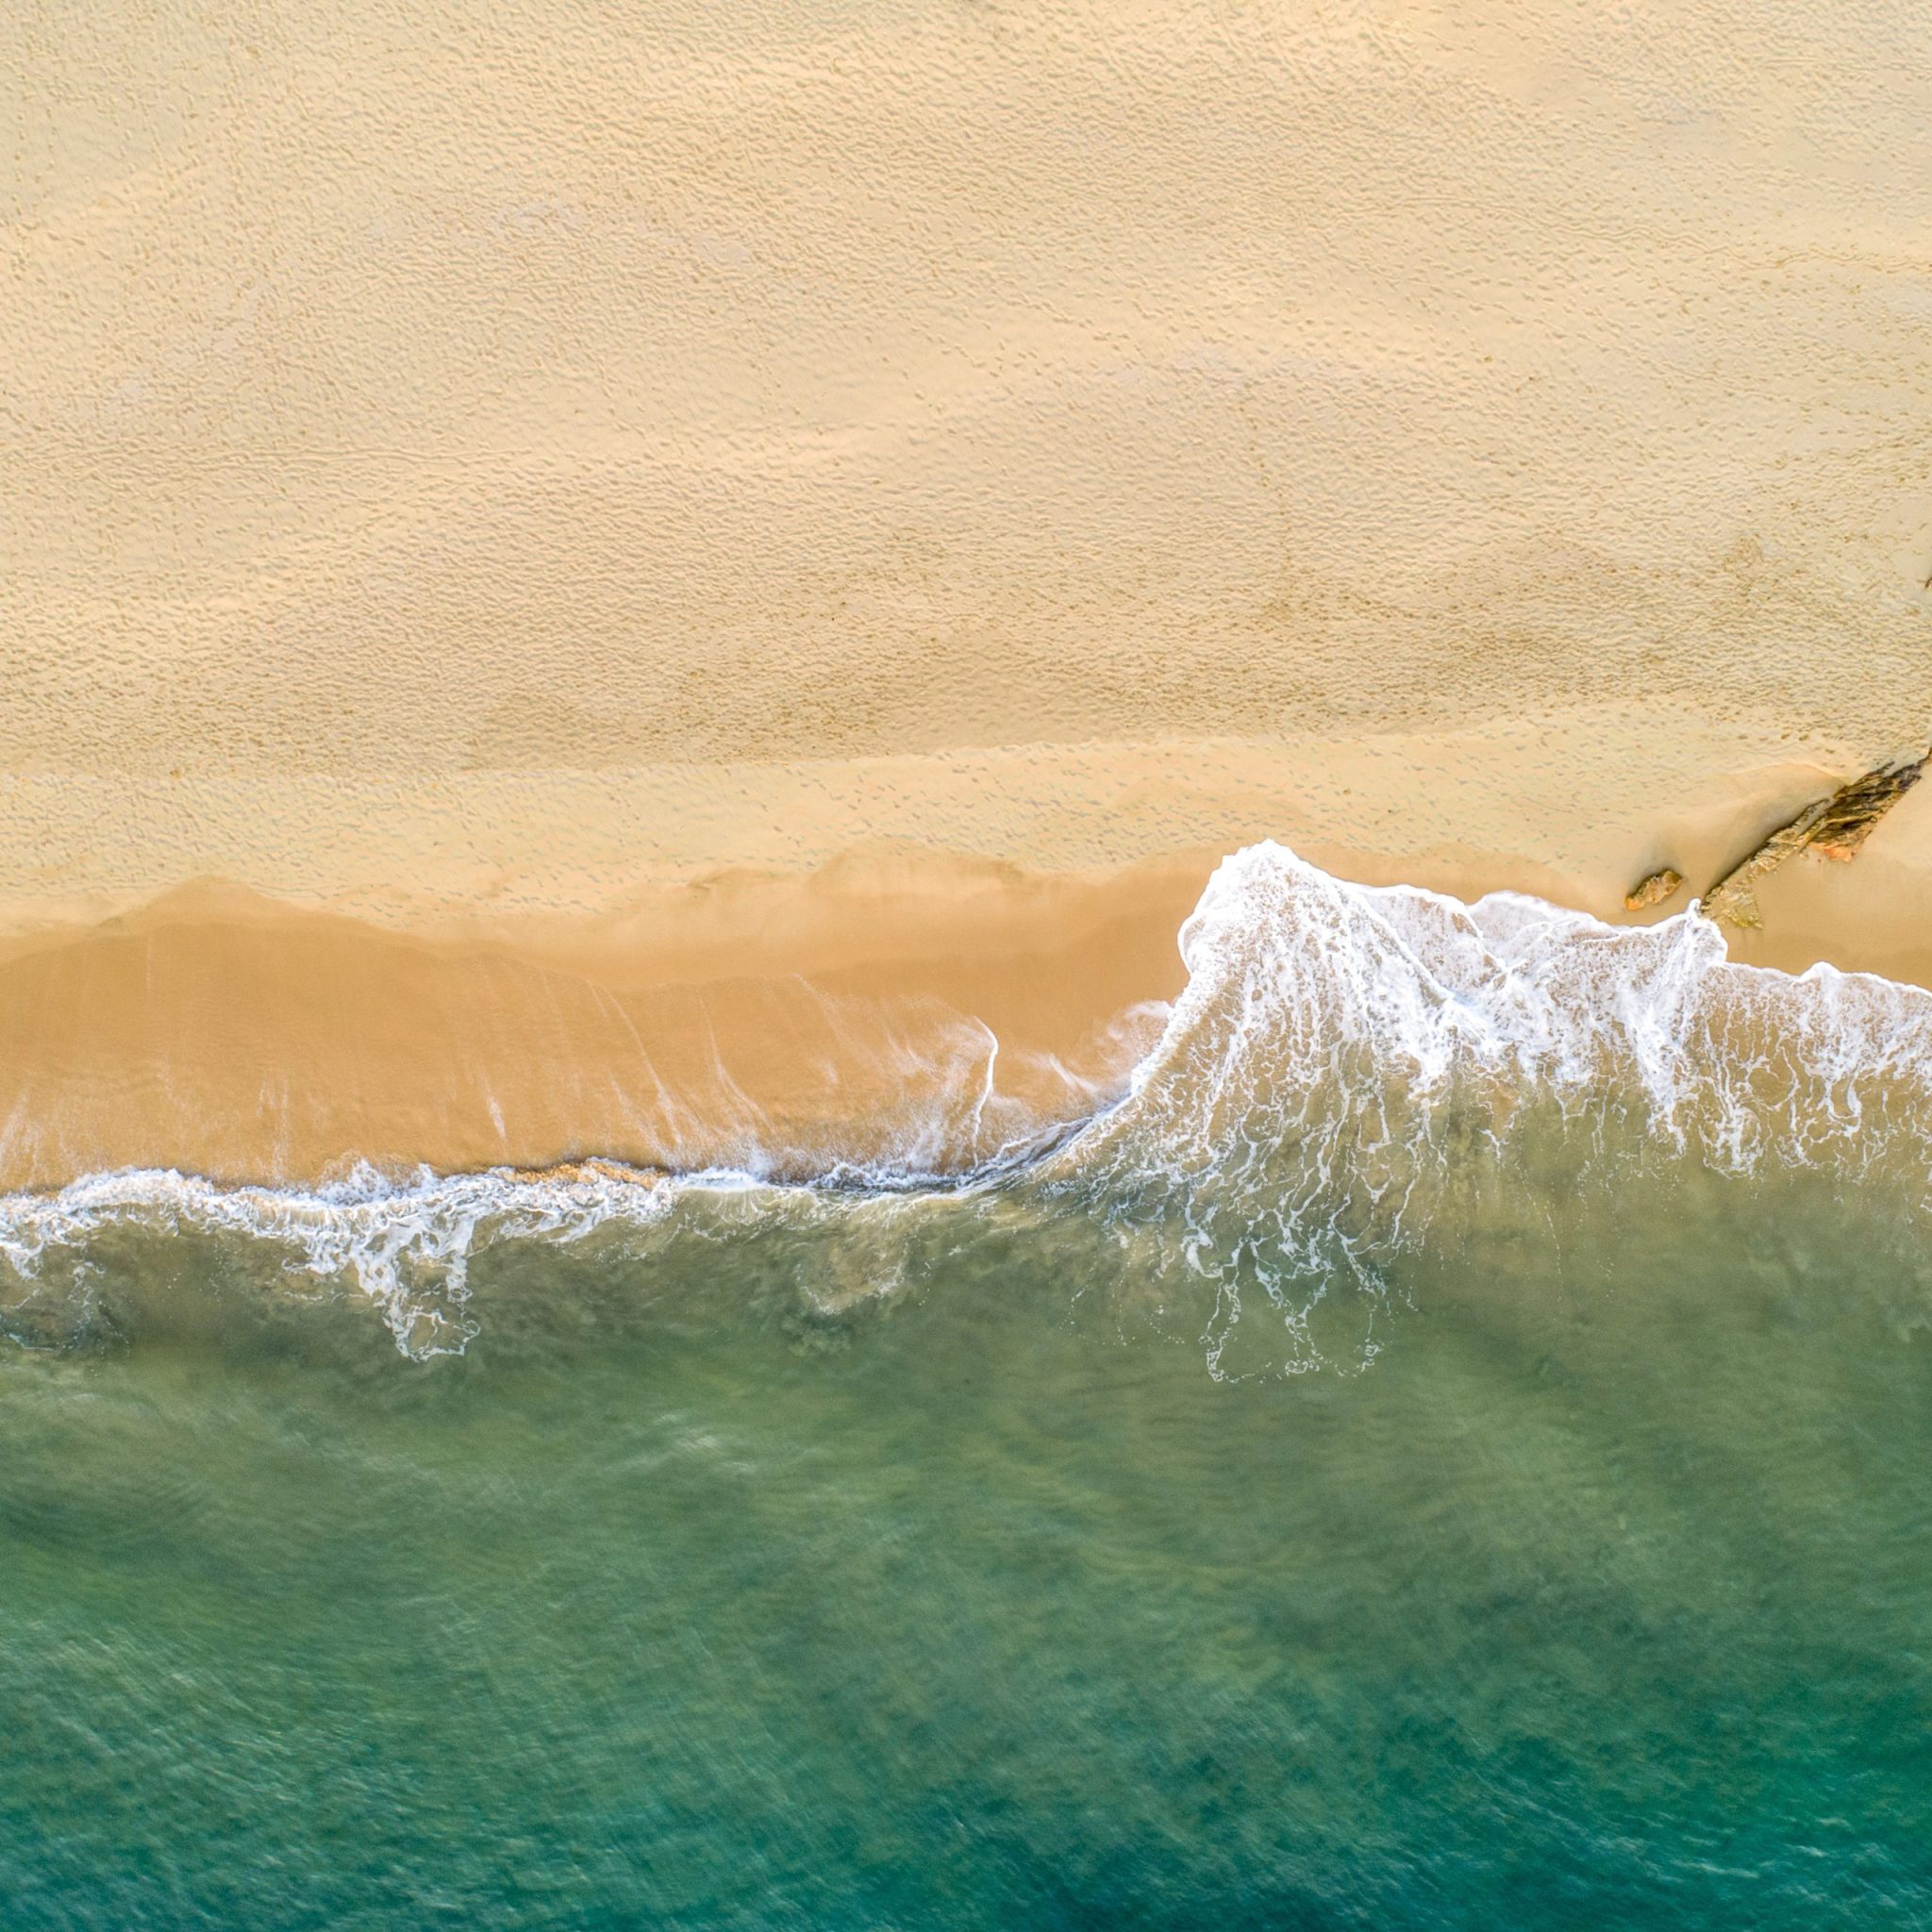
left=0, top=857, right=1210, bottom=1191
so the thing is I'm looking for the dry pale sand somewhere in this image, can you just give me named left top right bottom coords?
left=5, top=2, right=1932, bottom=1183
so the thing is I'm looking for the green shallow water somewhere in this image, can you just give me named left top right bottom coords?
left=2, top=1160, right=1930, bottom=1930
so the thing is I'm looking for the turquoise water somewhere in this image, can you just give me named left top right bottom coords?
left=4, top=848, right=1932, bottom=1927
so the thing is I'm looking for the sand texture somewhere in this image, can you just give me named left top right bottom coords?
left=6, top=1, right=1932, bottom=1181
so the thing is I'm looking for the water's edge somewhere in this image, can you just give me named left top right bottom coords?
left=7, top=841, right=1932, bottom=1359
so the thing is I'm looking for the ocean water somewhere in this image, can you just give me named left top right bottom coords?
left=3, top=846, right=1931, bottom=1928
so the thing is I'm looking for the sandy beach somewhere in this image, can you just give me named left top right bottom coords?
left=6, top=1, right=1932, bottom=1185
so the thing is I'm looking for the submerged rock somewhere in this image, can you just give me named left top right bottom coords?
left=1703, top=754, right=1925, bottom=929
left=1624, top=867, right=1686, bottom=911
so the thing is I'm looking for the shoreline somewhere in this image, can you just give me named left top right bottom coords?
left=5, top=725, right=1932, bottom=1192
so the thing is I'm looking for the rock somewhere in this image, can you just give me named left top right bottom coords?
left=1702, top=753, right=1925, bottom=929
left=1805, top=758, right=1924, bottom=859
left=1624, top=867, right=1685, bottom=911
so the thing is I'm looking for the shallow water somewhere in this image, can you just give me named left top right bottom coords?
left=4, top=849, right=1932, bottom=1927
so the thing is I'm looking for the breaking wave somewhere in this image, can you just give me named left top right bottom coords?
left=5, top=843, right=1932, bottom=1364
left=1041, top=841, right=1932, bottom=1373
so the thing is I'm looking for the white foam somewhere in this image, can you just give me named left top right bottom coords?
left=0, top=1160, right=692, bottom=1357
left=1079, top=841, right=1932, bottom=1171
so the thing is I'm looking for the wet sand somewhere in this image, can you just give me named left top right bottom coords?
left=0, top=856, right=1205, bottom=1189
